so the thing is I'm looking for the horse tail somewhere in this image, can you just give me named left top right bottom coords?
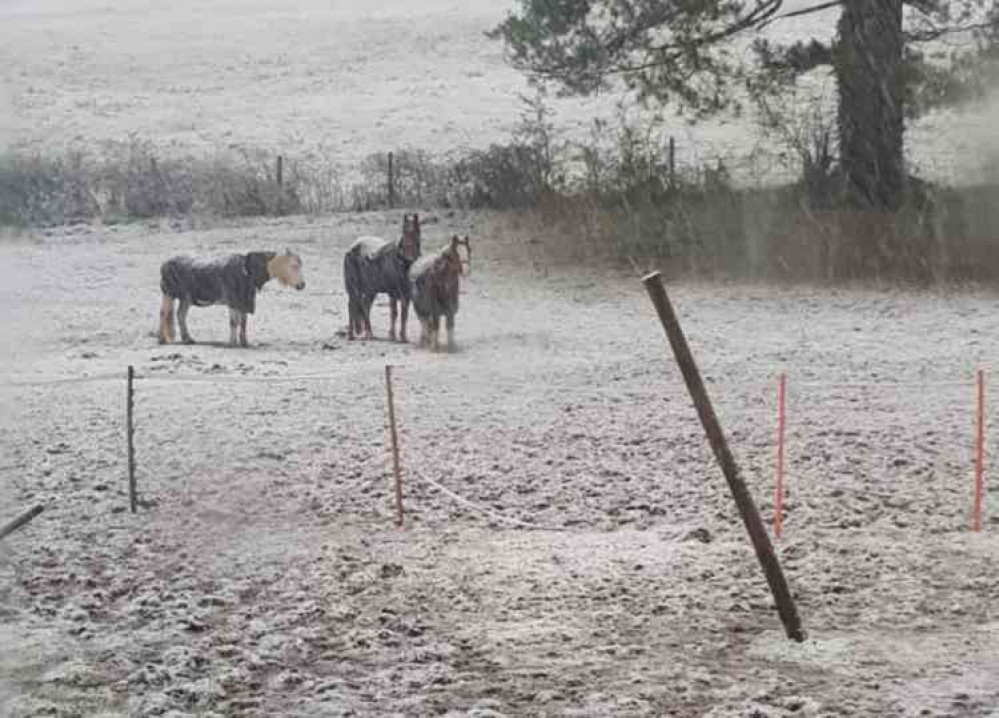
left=343, top=246, right=367, bottom=333
left=343, top=247, right=361, bottom=300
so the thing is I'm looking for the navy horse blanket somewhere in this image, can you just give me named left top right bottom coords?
left=342, top=237, right=412, bottom=306
left=160, top=252, right=274, bottom=315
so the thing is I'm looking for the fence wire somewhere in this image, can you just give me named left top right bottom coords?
left=1, top=364, right=991, bottom=532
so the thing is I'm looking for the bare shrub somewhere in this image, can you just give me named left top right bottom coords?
left=550, top=105, right=755, bottom=276
left=1, top=107, right=997, bottom=289
left=353, top=149, right=456, bottom=210
left=190, top=148, right=300, bottom=218
left=0, top=151, right=96, bottom=226
left=0, top=141, right=308, bottom=226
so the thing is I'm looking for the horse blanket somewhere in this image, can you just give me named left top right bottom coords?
left=160, top=252, right=274, bottom=314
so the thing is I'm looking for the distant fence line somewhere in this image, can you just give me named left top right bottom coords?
left=0, top=134, right=805, bottom=228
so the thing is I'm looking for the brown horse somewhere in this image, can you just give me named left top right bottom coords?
left=408, top=234, right=471, bottom=352
left=343, top=213, right=422, bottom=341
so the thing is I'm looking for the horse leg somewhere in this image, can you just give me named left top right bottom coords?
left=347, top=298, right=355, bottom=340
left=389, top=297, right=398, bottom=342
left=445, top=311, right=455, bottom=352
left=418, top=317, right=429, bottom=347
left=178, top=300, right=194, bottom=344
left=400, top=299, right=409, bottom=343
left=431, top=313, right=441, bottom=353
left=354, top=304, right=366, bottom=337
left=158, top=294, right=175, bottom=344
left=347, top=297, right=361, bottom=341
left=236, top=311, right=249, bottom=347
left=362, top=296, right=374, bottom=341
left=228, top=308, right=240, bottom=347
left=168, top=301, right=177, bottom=343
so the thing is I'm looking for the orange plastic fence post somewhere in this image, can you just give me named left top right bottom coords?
left=775, top=373, right=787, bottom=539
left=973, top=368, right=985, bottom=532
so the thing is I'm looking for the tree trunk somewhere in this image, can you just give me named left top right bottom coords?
left=836, top=0, right=905, bottom=211
left=834, top=0, right=907, bottom=279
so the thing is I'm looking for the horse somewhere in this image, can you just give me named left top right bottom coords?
left=343, top=213, right=422, bottom=342
left=157, top=249, right=305, bottom=347
left=408, top=234, right=471, bottom=352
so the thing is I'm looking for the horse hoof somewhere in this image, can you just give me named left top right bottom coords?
left=182, top=338, right=195, bottom=345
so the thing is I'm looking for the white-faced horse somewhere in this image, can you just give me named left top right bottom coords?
left=158, top=249, right=305, bottom=347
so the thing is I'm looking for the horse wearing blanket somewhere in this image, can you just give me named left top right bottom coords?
left=158, top=249, right=305, bottom=347
left=409, top=234, right=471, bottom=352
left=343, top=213, right=422, bottom=342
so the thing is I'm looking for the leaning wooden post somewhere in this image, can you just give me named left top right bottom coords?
left=775, top=372, right=787, bottom=539
left=642, top=271, right=805, bottom=642
left=973, top=368, right=985, bottom=532
left=387, top=151, right=395, bottom=209
left=127, top=365, right=137, bottom=514
left=0, top=505, right=44, bottom=541
left=385, top=365, right=404, bottom=527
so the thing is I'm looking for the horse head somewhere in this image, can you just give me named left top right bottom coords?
left=398, top=213, right=422, bottom=263
left=267, top=248, right=306, bottom=290
left=449, top=234, right=471, bottom=276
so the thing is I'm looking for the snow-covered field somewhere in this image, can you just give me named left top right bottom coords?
left=2, top=2, right=999, bottom=716
left=1, top=213, right=998, bottom=716
left=2, top=0, right=999, bottom=184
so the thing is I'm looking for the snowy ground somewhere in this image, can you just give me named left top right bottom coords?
left=1, top=213, right=998, bottom=717
left=2, top=0, right=999, bottom=184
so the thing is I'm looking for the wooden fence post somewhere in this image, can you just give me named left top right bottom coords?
left=0, top=505, right=44, bottom=541
left=387, top=151, right=395, bottom=209
left=775, top=372, right=787, bottom=538
left=127, top=365, right=137, bottom=513
left=973, top=368, right=985, bottom=532
left=642, top=271, right=805, bottom=642
left=385, top=365, right=404, bottom=527
left=276, top=154, right=285, bottom=215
